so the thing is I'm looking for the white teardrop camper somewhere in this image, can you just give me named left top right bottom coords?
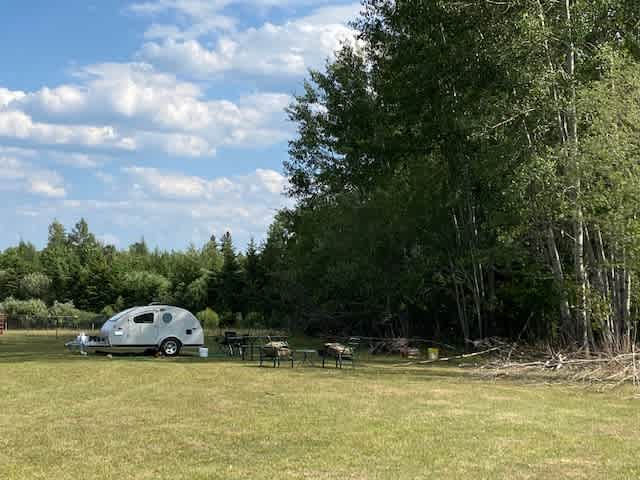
left=66, top=305, right=204, bottom=356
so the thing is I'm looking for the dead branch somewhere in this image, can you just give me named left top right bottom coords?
left=393, top=346, right=502, bottom=367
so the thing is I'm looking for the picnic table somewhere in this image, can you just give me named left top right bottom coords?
left=294, top=349, right=317, bottom=367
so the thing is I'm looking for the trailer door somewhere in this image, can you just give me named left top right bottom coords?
left=129, top=311, right=158, bottom=346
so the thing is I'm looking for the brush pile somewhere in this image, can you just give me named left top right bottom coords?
left=396, top=337, right=640, bottom=387
left=477, top=342, right=640, bottom=387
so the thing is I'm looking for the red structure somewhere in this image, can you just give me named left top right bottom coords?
left=0, top=314, right=6, bottom=335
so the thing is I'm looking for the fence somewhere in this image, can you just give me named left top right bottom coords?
left=4, top=314, right=107, bottom=335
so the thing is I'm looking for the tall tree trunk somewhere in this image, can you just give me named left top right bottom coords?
left=586, top=226, right=615, bottom=348
left=563, top=0, right=589, bottom=355
left=450, top=257, right=469, bottom=345
left=546, top=227, right=572, bottom=335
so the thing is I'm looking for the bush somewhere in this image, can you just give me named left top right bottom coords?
left=0, top=297, right=48, bottom=319
left=197, top=308, right=220, bottom=331
left=49, top=301, right=97, bottom=327
left=0, top=297, right=48, bottom=326
left=49, top=300, right=79, bottom=318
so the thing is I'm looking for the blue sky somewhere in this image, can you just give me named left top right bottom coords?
left=0, top=0, right=360, bottom=250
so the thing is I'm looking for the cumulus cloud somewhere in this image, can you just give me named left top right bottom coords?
left=0, top=2, right=355, bottom=157
left=0, top=88, right=26, bottom=108
left=7, top=166, right=292, bottom=248
left=117, top=166, right=291, bottom=243
left=0, top=110, right=135, bottom=150
left=0, top=62, right=290, bottom=156
left=0, top=0, right=358, bottom=249
left=123, top=165, right=288, bottom=200
left=138, top=3, right=361, bottom=77
left=0, top=155, right=67, bottom=198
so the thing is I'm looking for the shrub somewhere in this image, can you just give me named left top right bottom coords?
left=49, top=301, right=97, bottom=327
left=0, top=297, right=48, bottom=326
left=0, top=297, right=48, bottom=318
left=49, top=300, right=80, bottom=318
left=197, top=308, right=220, bottom=330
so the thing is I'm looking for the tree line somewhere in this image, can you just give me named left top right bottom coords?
left=0, top=218, right=289, bottom=329
left=3, top=1, right=640, bottom=351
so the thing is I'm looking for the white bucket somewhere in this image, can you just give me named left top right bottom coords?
left=198, top=347, right=209, bottom=358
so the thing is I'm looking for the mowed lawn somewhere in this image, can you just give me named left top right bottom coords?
left=1, top=332, right=639, bottom=480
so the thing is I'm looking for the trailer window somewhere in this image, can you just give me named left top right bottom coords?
left=107, top=307, right=135, bottom=323
left=162, top=312, right=173, bottom=324
left=133, top=313, right=155, bottom=324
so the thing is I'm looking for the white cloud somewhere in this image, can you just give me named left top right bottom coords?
left=128, top=0, right=237, bottom=40
left=17, top=85, right=88, bottom=116
left=0, top=3, right=356, bottom=158
left=0, top=63, right=291, bottom=156
left=29, top=179, right=66, bottom=198
left=122, top=165, right=287, bottom=200
left=253, top=168, right=288, bottom=193
left=0, top=155, right=67, bottom=198
left=0, top=88, right=26, bottom=108
left=8, top=166, right=292, bottom=248
left=138, top=38, right=234, bottom=76
left=0, top=0, right=360, bottom=249
left=0, top=110, right=135, bottom=150
left=138, top=4, right=360, bottom=77
left=124, top=166, right=210, bottom=198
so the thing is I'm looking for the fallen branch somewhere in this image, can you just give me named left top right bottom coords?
left=393, top=346, right=502, bottom=367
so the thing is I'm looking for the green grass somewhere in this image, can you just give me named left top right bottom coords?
left=1, top=332, right=639, bottom=480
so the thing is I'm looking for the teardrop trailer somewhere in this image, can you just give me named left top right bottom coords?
left=65, top=305, right=205, bottom=356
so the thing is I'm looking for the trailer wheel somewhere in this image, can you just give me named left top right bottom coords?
left=160, top=338, right=181, bottom=357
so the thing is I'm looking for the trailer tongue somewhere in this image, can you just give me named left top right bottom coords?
left=65, top=333, right=109, bottom=354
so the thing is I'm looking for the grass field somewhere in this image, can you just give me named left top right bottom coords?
left=1, top=331, right=639, bottom=480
